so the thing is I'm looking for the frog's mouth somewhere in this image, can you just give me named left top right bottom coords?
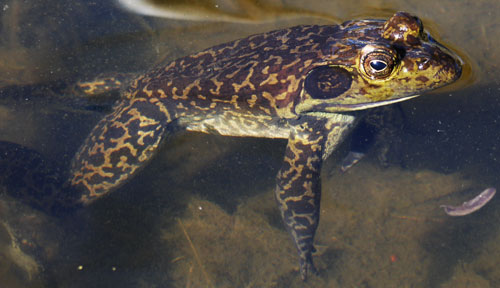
left=298, top=94, right=420, bottom=114
left=328, top=94, right=420, bottom=111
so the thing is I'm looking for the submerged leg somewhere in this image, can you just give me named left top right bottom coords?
left=0, top=141, right=72, bottom=213
left=275, top=130, right=323, bottom=280
left=276, top=115, right=356, bottom=280
left=275, top=115, right=333, bottom=280
left=341, top=105, right=404, bottom=172
left=69, top=97, right=172, bottom=204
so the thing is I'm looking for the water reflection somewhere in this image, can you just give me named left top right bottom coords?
left=117, top=0, right=339, bottom=23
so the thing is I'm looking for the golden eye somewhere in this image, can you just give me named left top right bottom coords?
left=362, top=50, right=396, bottom=79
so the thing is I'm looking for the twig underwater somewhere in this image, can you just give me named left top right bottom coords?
left=440, top=187, right=496, bottom=216
left=177, top=218, right=214, bottom=288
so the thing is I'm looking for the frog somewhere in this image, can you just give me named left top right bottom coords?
left=67, top=12, right=462, bottom=280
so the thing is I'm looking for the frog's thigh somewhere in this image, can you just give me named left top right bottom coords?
left=69, top=98, right=172, bottom=204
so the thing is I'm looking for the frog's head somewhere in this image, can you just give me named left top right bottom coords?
left=295, top=12, right=462, bottom=114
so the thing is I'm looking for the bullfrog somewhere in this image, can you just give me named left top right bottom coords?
left=67, top=12, right=461, bottom=280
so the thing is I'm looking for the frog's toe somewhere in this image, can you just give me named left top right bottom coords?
left=299, top=255, right=318, bottom=281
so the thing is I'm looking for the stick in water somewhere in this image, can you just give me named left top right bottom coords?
left=440, top=187, right=496, bottom=216
left=340, top=152, right=365, bottom=173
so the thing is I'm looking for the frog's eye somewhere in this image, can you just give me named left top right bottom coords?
left=362, top=50, right=396, bottom=79
left=369, top=60, right=387, bottom=71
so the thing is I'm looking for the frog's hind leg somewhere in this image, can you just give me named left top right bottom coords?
left=69, top=97, right=172, bottom=205
left=275, top=116, right=332, bottom=280
left=275, top=130, right=322, bottom=280
left=275, top=115, right=356, bottom=280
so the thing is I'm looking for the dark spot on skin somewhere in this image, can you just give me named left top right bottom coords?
left=359, top=87, right=368, bottom=95
left=405, top=35, right=421, bottom=46
left=393, top=45, right=406, bottom=59
left=400, top=77, right=411, bottom=83
left=416, top=75, right=429, bottom=82
left=242, top=63, right=253, bottom=71
left=305, top=66, right=352, bottom=99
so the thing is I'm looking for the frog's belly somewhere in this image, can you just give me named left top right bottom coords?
left=181, top=114, right=291, bottom=139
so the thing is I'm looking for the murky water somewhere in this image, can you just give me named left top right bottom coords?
left=0, top=0, right=499, bottom=287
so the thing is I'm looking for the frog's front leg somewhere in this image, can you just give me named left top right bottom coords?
left=275, top=115, right=355, bottom=280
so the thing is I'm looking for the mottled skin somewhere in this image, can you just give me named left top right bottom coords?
left=74, top=73, right=136, bottom=97
left=69, top=12, right=461, bottom=279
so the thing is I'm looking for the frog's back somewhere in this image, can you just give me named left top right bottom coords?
left=125, top=25, right=337, bottom=120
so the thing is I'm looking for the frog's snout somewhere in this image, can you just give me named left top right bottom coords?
left=427, top=33, right=463, bottom=81
left=439, top=48, right=463, bottom=82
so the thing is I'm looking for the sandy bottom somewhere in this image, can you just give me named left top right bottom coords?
left=1, top=143, right=499, bottom=287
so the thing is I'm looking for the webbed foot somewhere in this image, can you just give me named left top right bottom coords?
left=299, top=253, right=318, bottom=280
